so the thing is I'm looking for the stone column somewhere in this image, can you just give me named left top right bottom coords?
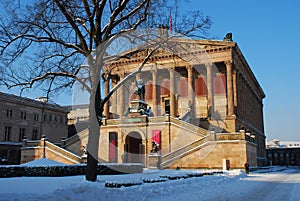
left=111, top=80, right=117, bottom=116
left=205, top=63, right=214, bottom=117
left=225, top=61, right=234, bottom=116
left=169, top=67, right=176, bottom=117
left=152, top=67, right=158, bottom=116
left=187, top=65, right=194, bottom=105
left=233, top=69, right=238, bottom=110
left=104, top=78, right=110, bottom=118
left=118, top=73, right=125, bottom=118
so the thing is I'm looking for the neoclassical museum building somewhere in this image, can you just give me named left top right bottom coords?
left=60, top=33, right=266, bottom=169
left=20, top=33, right=266, bottom=169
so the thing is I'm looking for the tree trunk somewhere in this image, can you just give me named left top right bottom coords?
left=86, top=151, right=98, bottom=181
left=85, top=81, right=102, bottom=182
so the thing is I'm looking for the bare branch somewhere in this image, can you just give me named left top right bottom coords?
left=102, top=42, right=159, bottom=105
left=54, top=0, right=89, bottom=55
left=8, top=71, right=91, bottom=94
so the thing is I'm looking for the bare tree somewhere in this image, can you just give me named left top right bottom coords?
left=0, top=0, right=211, bottom=181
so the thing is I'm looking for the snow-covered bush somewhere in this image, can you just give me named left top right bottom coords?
left=0, top=163, right=143, bottom=178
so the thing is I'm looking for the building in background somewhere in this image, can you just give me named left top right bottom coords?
left=65, top=104, right=89, bottom=138
left=0, top=92, right=68, bottom=164
left=266, top=139, right=300, bottom=166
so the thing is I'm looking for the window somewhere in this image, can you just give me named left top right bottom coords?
left=32, top=129, right=38, bottom=140
left=19, top=128, right=25, bottom=141
left=5, top=126, right=11, bottom=141
left=6, top=109, right=12, bottom=118
left=43, top=113, right=47, bottom=122
left=33, top=113, right=39, bottom=121
left=21, top=111, right=27, bottom=119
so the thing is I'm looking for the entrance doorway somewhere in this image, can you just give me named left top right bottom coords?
left=124, top=132, right=144, bottom=164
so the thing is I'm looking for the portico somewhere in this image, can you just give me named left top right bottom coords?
left=91, top=36, right=266, bottom=168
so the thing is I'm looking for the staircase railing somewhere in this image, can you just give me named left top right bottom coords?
left=44, top=140, right=82, bottom=164
left=170, top=116, right=209, bottom=136
left=61, top=128, right=89, bottom=147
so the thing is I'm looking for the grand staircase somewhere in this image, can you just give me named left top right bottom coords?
left=21, top=116, right=217, bottom=167
left=159, top=116, right=216, bottom=168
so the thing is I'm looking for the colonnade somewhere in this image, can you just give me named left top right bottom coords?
left=103, top=61, right=235, bottom=119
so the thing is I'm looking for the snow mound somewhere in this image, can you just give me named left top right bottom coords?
left=21, top=158, right=66, bottom=167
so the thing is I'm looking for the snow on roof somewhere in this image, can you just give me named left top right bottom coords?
left=20, top=158, right=66, bottom=167
left=267, top=139, right=300, bottom=148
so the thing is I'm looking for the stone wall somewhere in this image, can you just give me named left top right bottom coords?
left=167, top=141, right=257, bottom=169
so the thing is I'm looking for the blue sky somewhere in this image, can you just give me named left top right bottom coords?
left=1, top=0, right=299, bottom=141
left=190, top=0, right=300, bottom=140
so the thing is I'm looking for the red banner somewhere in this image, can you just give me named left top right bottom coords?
left=152, top=130, right=161, bottom=150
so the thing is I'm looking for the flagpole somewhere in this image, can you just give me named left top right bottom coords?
left=169, top=8, right=173, bottom=36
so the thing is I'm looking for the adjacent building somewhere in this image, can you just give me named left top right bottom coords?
left=0, top=92, right=68, bottom=164
left=266, top=139, right=300, bottom=166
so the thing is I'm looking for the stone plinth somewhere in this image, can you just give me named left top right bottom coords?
left=148, top=154, right=161, bottom=170
left=128, top=99, right=147, bottom=118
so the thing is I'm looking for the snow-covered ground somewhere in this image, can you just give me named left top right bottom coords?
left=0, top=164, right=299, bottom=201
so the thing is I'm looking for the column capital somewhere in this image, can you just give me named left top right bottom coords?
left=186, top=65, right=193, bottom=70
left=151, top=65, right=157, bottom=74
left=224, top=60, right=233, bottom=66
left=169, top=66, right=176, bottom=71
left=118, top=71, right=125, bottom=79
left=204, top=63, right=213, bottom=68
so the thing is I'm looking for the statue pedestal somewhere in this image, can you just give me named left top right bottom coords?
left=148, top=154, right=161, bottom=170
left=128, top=99, right=147, bottom=118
